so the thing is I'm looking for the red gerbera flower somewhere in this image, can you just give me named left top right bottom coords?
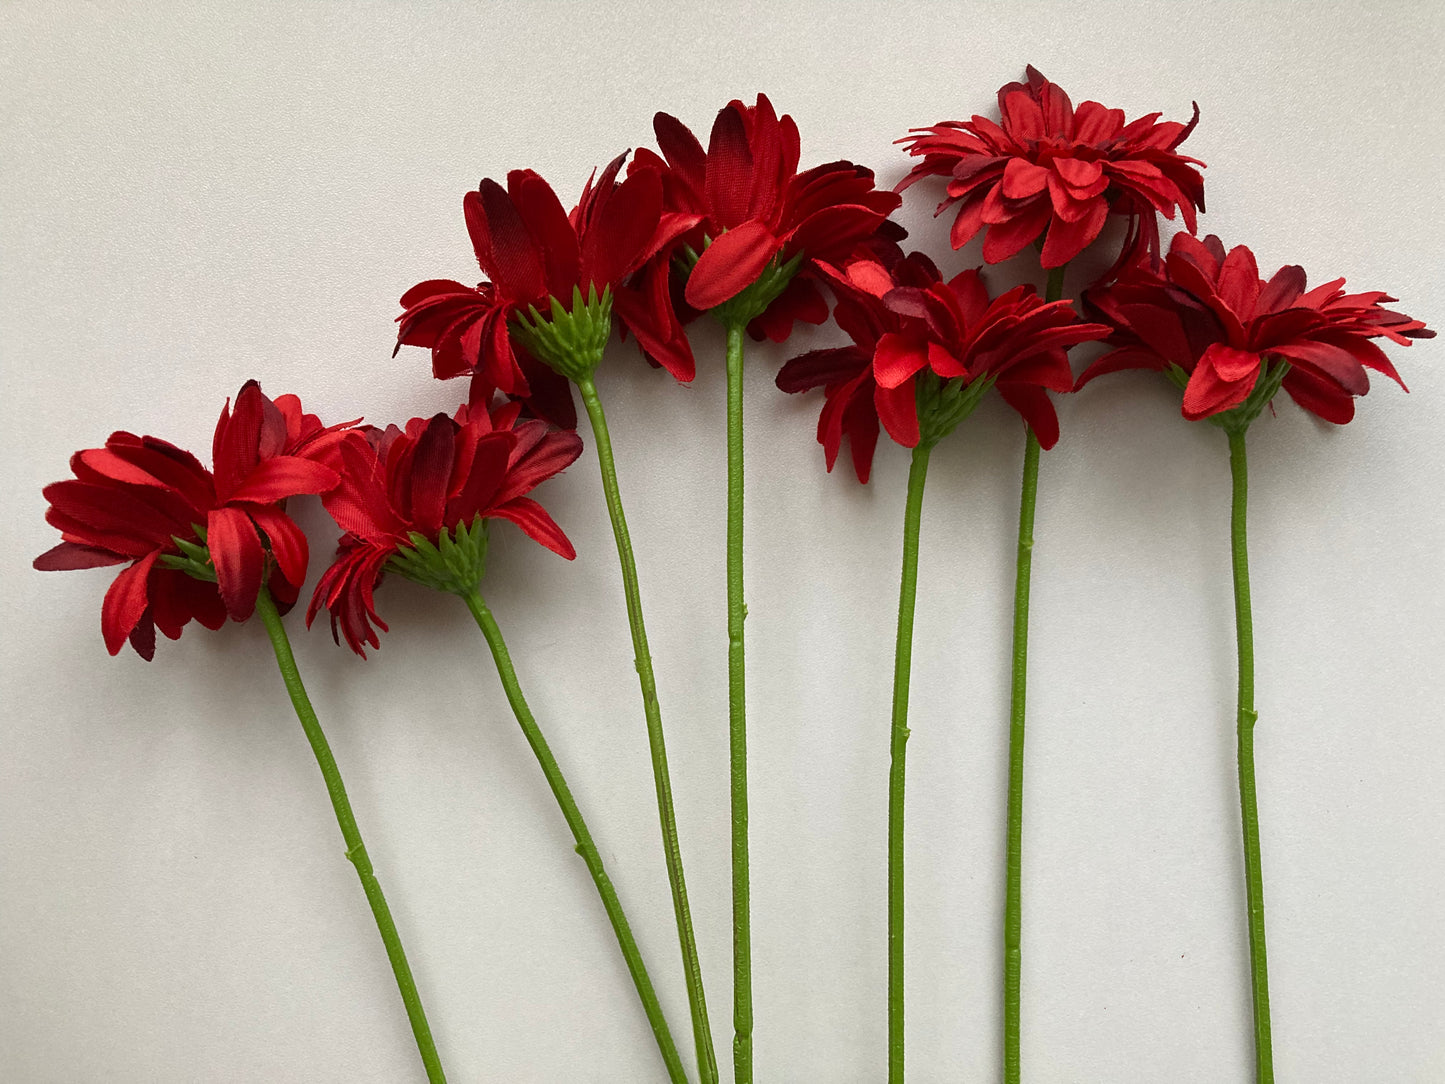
left=775, top=250, right=941, bottom=482
left=35, top=381, right=349, bottom=659
left=899, top=66, right=1205, bottom=272
left=631, top=93, right=903, bottom=338
left=395, top=156, right=702, bottom=425
left=307, top=399, right=583, bottom=657
left=1078, top=233, right=1435, bottom=423
left=779, top=254, right=1109, bottom=474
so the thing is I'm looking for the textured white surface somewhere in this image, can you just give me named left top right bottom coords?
left=3, top=3, right=1444, bottom=1081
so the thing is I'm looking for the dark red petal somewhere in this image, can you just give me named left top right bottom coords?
left=509, top=170, right=581, bottom=297
left=207, top=505, right=265, bottom=621
left=477, top=178, right=546, bottom=301
left=101, top=550, right=160, bottom=656
left=34, top=541, right=130, bottom=571
left=776, top=347, right=869, bottom=393
left=1282, top=367, right=1355, bottom=424
left=684, top=222, right=782, bottom=310
left=407, top=415, right=458, bottom=534
left=705, top=103, right=755, bottom=230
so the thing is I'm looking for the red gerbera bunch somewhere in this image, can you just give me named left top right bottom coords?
left=632, top=93, right=903, bottom=338
left=1079, top=233, right=1435, bottom=423
left=307, top=399, right=583, bottom=656
left=779, top=253, right=1109, bottom=471
left=395, top=156, right=702, bottom=424
left=35, top=381, right=350, bottom=658
left=899, top=66, right=1204, bottom=271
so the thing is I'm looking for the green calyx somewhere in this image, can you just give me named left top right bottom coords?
left=1166, top=356, right=1292, bottom=434
left=387, top=517, right=489, bottom=597
left=677, top=240, right=804, bottom=330
left=916, top=370, right=998, bottom=449
left=511, top=284, right=613, bottom=383
left=160, top=525, right=218, bottom=583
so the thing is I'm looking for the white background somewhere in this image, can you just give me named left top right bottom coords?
left=3, top=3, right=1443, bottom=1081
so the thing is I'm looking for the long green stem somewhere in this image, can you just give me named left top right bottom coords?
left=723, top=322, right=752, bottom=1084
left=1227, top=427, right=1274, bottom=1081
left=463, top=590, right=690, bottom=1084
left=576, top=376, right=717, bottom=1084
left=888, top=443, right=933, bottom=1082
left=253, top=586, right=446, bottom=1084
left=1002, top=263, right=1066, bottom=1083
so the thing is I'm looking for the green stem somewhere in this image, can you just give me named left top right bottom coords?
left=724, top=322, right=752, bottom=1084
left=1227, top=428, right=1274, bottom=1082
left=576, top=376, right=717, bottom=1084
left=253, top=587, right=447, bottom=1084
left=463, top=590, right=690, bottom=1084
left=1003, top=261, right=1066, bottom=1084
left=888, top=443, right=933, bottom=1082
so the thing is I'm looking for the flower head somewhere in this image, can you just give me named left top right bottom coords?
left=899, top=66, right=1204, bottom=271
left=632, top=93, right=903, bottom=339
left=36, top=381, right=348, bottom=658
left=307, top=399, right=582, bottom=656
left=396, top=157, right=700, bottom=423
left=1079, top=233, right=1434, bottom=425
left=779, top=253, right=1109, bottom=478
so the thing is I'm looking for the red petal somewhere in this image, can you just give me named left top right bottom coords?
left=873, top=332, right=929, bottom=390
left=101, top=550, right=160, bottom=656
left=249, top=505, right=310, bottom=593
left=583, top=165, right=663, bottom=287
left=226, top=456, right=340, bottom=504
left=684, top=221, right=782, bottom=310
left=874, top=377, right=920, bottom=447
left=491, top=497, right=575, bottom=559
left=207, top=505, right=265, bottom=621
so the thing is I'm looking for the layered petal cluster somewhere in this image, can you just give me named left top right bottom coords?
left=899, top=66, right=1204, bottom=271
left=396, top=157, right=700, bottom=423
left=632, top=93, right=903, bottom=341
left=308, top=399, right=583, bottom=656
left=779, top=254, right=1109, bottom=477
left=35, top=382, right=348, bottom=659
left=1080, top=233, right=1435, bottom=423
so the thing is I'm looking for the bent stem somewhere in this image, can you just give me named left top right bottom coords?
left=463, top=590, right=690, bottom=1084
left=576, top=376, right=717, bottom=1084
left=1226, top=427, right=1274, bottom=1082
left=254, top=586, right=447, bottom=1084
left=889, top=443, right=933, bottom=1082
left=723, top=322, right=752, bottom=1084
left=1002, top=263, right=1066, bottom=1084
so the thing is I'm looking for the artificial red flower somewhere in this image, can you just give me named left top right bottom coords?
left=36, top=382, right=348, bottom=659
left=899, top=66, right=1204, bottom=271
left=1079, top=233, right=1435, bottom=423
left=631, top=93, right=903, bottom=338
left=307, top=399, right=583, bottom=656
left=395, top=157, right=702, bottom=424
left=775, top=251, right=942, bottom=482
left=779, top=253, right=1109, bottom=473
